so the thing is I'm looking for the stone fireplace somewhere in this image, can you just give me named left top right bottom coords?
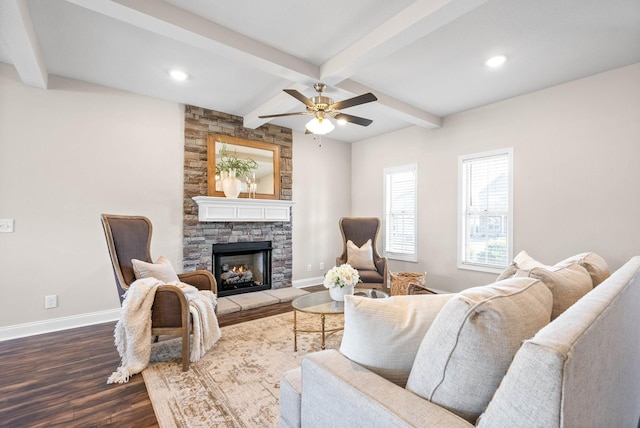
left=182, top=105, right=293, bottom=290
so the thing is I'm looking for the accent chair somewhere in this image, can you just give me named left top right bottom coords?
left=101, top=214, right=217, bottom=371
left=336, top=217, right=388, bottom=290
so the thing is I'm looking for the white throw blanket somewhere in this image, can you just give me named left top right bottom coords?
left=107, top=277, right=221, bottom=384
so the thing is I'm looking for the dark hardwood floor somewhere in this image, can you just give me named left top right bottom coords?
left=0, top=289, right=323, bottom=427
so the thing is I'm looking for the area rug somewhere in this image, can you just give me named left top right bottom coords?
left=142, top=311, right=343, bottom=428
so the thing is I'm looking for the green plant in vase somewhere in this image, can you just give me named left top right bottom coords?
left=216, top=143, right=258, bottom=198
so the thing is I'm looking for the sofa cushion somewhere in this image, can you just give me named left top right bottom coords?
left=496, top=250, right=546, bottom=281
left=131, top=255, right=180, bottom=283
left=340, top=294, right=454, bottom=387
left=555, top=252, right=610, bottom=287
left=515, top=262, right=592, bottom=319
left=406, top=277, right=552, bottom=423
left=346, top=239, right=377, bottom=270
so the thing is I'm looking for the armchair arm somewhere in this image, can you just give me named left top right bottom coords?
left=151, top=284, right=190, bottom=329
left=300, top=350, right=473, bottom=428
left=178, top=270, right=217, bottom=294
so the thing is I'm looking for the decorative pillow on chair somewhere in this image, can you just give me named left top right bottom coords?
left=132, top=256, right=180, bottom=283
left=515, top=262, right=592, bottom=319
left=346, top=239, right=376, bottom=270
left=496, top=250, right=547, bottom=281
left=554, top=252, right=610, bottom=287
left=405, top=277, right=552, bottom=423
left=340, top=294, right=455, bottom=387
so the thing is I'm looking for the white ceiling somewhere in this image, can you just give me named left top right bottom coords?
left=1, top=0, right=639, bottom=142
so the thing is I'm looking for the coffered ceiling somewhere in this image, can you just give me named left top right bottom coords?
left=1, top=0, right=639, bottom=142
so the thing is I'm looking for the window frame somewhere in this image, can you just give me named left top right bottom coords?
left=457, top=148, right=513, bottom=273
left=383, top=163, right=418, bottom=262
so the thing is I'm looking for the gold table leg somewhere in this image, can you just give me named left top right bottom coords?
left=321, top=314, right=326, bottom=350
left=293, top=309, right=298, bottom=352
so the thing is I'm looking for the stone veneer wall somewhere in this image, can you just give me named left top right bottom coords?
left=183, top=105, right=293, bottom=289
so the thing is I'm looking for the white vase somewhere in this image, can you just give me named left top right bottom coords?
left=329, top=284, right=355, bottom=301
left=221, top=171, right=242, bottom=198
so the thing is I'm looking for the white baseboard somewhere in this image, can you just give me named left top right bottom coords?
left=1, top=278, right=332, bottom=341
left=0, top=308, right=121, bottom=342
left=292, top=276, right=324, bottom=288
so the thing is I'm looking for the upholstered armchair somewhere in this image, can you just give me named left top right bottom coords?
left=101, top=214, right=217, bottom=371
left=336, top=217, right=388, bottom=290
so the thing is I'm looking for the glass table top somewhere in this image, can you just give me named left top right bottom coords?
left=292, top=289, right=389, bottom=314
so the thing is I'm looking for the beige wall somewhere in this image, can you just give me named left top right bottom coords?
left=292, top=132, right=352, bottom=285
left=352, top=63, right=640, bottom=292
left=0, top=64, right=185, bottom=329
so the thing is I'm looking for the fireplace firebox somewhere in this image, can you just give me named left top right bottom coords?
left=212, top=241, right=272, bottom=297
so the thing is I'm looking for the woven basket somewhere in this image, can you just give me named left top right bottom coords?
left=390, top=272, right=427, bottom=296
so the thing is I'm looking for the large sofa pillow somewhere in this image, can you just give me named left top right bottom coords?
left=555, top=252, right=610, bottom=287
left=405, top=277, right=552, bottom=423
left=131, top=256, right=180, bottom=283
left=346, top=239, right=376, bottom=270
left=496, top=250, right=546, bottom=281
left=515, top=262, right=592, bottom=319
left=340, top=294, right=454, bottom=387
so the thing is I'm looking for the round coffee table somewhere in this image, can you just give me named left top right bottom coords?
left=291, top=289, right=389, bottom=351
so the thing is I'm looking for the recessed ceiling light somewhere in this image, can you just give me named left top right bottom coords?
left=485, top=55, right=508, bottom=68
left=169, top=69, right=189, bottom=81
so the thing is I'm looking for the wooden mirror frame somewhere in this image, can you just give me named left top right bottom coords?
left=207, top=134, right=281, bottom=200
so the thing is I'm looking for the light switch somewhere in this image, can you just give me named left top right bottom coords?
left=0, top=219, right=14, bottom=233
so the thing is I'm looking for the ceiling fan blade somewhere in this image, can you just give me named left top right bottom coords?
left=258, top=111, right=310, bottom=119
left=283, top=89, right=317, bottom=109
left=334, top=113, right=373, bottom=127
left=330, top=93, right=377, bottom=110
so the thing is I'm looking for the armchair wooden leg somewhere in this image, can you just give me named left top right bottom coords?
left=181, top=325, right=190, bottom=371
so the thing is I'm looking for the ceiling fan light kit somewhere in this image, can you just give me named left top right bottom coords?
left=306, top=116, right=335, bottom=135
left=259, top=83, right=377, bottom=135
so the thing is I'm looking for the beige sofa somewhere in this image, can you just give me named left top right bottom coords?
left=280, top=255, right=640, bottom=427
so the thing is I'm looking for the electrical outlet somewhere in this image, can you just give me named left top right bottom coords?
left=319, top=262, right=324, bottom=270
left=45, top=295, right=57, bottom=309
left=307, top=264, right=312, bottom=272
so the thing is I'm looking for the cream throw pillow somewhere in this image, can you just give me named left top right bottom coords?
left=346, top=239, right=376, bottom=270
left=406, top=277, right=553, bottom=423
left=496, top=250, right=546, bottom=281
left=340, top=294, right=454, bottom=387
left=555, top=252, right=610, bottom=287
left=515, top=262, right=592, bottom=319
left=132, top=256, right=180, bottom=283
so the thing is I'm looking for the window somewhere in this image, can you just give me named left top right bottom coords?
left=384, top=164, right=417, bottom=262
left=458, top=149, right=513, bottom=272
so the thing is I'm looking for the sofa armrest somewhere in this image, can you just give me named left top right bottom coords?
left=300, top=350, right=473, bottom=428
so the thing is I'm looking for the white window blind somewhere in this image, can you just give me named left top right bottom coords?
left=458, top=149, right=513, bottom=272
left=384, top=164, right=417, bottom=262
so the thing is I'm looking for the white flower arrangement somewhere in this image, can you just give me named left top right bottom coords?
left=323, top=263, right=361, bottom=289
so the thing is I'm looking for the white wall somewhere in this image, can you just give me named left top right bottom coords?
left=0, top=64, right=185, bottom=331
left=352, top=63, right=640, bottom=292
left=292, top=132, right=352, bottom=286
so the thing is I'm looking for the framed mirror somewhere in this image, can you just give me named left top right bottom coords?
left=207, top=134, right=281, bottom=199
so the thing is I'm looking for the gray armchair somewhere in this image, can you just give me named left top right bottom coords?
left=336, top=217, right=388, bottom=290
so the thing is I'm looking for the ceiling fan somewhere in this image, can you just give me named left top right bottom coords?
left=258, top=83, right=377, bottom=135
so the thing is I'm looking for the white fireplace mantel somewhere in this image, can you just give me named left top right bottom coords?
left=192, top=196, right=294, bottom=222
